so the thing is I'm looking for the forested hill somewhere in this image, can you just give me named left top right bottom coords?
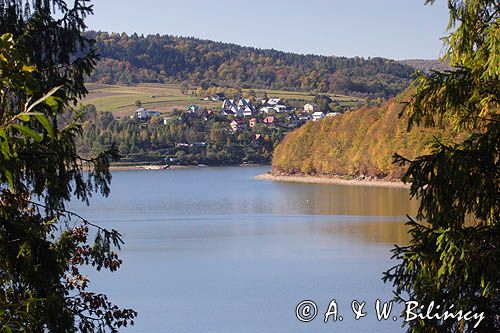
left=272, top=97, right=458, bottom=180
left=398, top=59, right=451, bottom=73
left=85, top=31, right=415, bottom=98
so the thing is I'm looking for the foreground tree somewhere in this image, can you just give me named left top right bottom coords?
left=384, top=1, right=499, bottom=332
left=0, top=1, right=136, bottom=331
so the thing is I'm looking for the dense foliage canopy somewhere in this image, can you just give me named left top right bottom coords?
left=75, top=105, right=286, bottom=166
left=383, top=1, right=499, bottom=332
left=0, top=1, right=136, bottom=331
left=272, top=97, right=456, bottom=179
left=85, top=31, right=415, bottom=98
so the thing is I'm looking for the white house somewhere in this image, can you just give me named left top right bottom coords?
left=273, top=105, right=287, bottom=113
left=237, top=99, right=251, bottom=107
left=243, top=105, right=255, bottom=117
left=135, top=108, right=160, bottom=120
left=187, top=105, right=201, bottom=113
left=230, top=120, right=248, bottom=132
left=231, top=106, right=244, bottom=117
left=326, top=112, right=342, bottom=117
left=298, top=112, right=312, bottom=122
left=266, top=98, right=282, bottom=106
left=220, top=109, right=234, bottom=117
left=259, top=106, right=275, bottom=114
left=304, top=103, right=318, bottom=113
left=312, top=111, right=325, bottom=121
left=222, top=99, right=235, bottom=110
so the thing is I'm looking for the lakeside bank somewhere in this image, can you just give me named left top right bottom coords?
left=109, top=163, right=268, bottom=171
left=256, top=172, right=410, bottom=189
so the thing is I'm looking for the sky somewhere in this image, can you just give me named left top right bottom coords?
left=85, top=0, right=451, bottom=60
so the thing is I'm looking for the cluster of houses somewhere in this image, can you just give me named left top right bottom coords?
left=132, top=97, right=342, bottom=133
left=220, top=98, right=294, bottom=117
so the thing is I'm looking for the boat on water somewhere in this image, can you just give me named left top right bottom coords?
left=143, top=165, right=170, bottom=170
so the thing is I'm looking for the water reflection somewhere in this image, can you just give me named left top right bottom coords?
left=316, top=219, right=412, bottom=245
left=76, top=167, right=416, bottom=246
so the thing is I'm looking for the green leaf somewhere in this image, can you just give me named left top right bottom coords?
left=17, top=114, right=31, bottom=122
left=3, top=168, right=13, bottom=188
left=12, top=124, right=42, bottom=142
left=0, top=130, right=12, bottom=159
left=26, top=86, right=62, bottom=113
left=44, top=95, right=61, bottom=110
left=34, top=114, right=55, bottom=139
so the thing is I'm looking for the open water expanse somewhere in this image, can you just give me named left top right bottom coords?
left=68, top=166, right=418, bottom=332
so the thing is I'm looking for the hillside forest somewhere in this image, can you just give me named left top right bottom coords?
left=86, top=31, right=415, bottom=99
left=272, top=96, right=459, bottom=179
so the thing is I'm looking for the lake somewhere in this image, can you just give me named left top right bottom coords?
left=69, top=166, right=418, bottom=332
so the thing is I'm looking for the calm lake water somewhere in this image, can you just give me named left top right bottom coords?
left=69, top=166, right=418, bottom=332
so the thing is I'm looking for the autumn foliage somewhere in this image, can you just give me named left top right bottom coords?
left=272, top=97, right=455, bottom=179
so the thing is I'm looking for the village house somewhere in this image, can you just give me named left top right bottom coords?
left=222, top=98, right=257, bottom=117
left=312, top=111, right=325, bottom=121
left=134, top=108, right=161, bottom=120
left=243, top=105, right=255, bottom=117
left=222, top=99, right=235, bottom=110
left=249, top=118, right=258, bottom=128
left=237, top=99, right=252, bottom=108
left=263, top=116, right=276, bottom=125
left=266, top=98, right=283, bottom=106
left=259, top=106, right=275, bottom=114
left=273, top=105, right=287, bottom=113
left=230, top=119, right=248, bottom=132
left=231, top=105, right=244, bottom=117
left=304, top=103, right=318, bottom=113
left=219, top=109, right=235, bottom=117
left=187, top=105, right=201, bottom=113
left=298, top=112, right=312, bottom=122
left=326, top=112, right=342, bottom=117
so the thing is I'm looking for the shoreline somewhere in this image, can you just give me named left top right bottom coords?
left=109, top=165, right=192, bottom=171
left=109, top=163, right=269, bottom=171
left=255, top=173, right=410, bottom=189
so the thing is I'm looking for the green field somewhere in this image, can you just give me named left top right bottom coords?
left=258, top=88, right=363, bottom=103
left=80, top=83, right=365, bottom=117
left=80, top=83, right=219, bottom=117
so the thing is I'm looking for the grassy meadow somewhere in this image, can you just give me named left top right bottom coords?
left=80, top=83, right=365, bottom=117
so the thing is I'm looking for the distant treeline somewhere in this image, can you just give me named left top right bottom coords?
left=272, top=97, right=459, bottom=179
left=85, top=31, right=416, bottom=98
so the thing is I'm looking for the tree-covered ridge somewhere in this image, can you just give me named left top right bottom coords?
left=85, top=31, right=415, bottom=98
left=272, top=97, right=456, bottom=179
left=398, top=59, right=451, bottom=73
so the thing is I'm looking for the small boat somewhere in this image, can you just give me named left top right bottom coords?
left=197, top=164, right=208, bottom=168
left=143, top=165, right=170, bottom=170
